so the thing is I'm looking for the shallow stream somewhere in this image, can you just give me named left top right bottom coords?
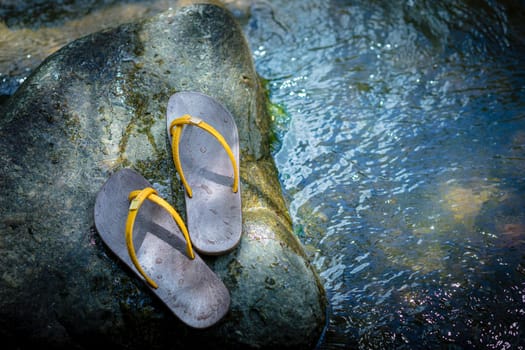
left=244, top=1, right=525, bottom=348
left=2, top=0, right=525, bottom=348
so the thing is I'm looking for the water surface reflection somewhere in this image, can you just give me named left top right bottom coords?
left=245, top=0, right=525, bottom=348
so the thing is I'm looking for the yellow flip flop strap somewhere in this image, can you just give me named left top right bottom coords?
left=125, top=187, right=195, bottom=289
left=169, top=114, right=239, bottom=198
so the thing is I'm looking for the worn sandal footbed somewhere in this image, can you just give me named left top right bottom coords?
left=167, top=91, right=242, bottom=255
left=94, top=168, right=230, bottom=329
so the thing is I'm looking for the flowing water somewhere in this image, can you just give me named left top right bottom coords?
left=2, top=0, right=525, bottom=349
left=244, top=0, right=525, bottom=348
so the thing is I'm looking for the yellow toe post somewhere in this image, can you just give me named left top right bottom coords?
left=126, top=187, right=195, bottom=289
left=169, top=114, right=239, bottom=196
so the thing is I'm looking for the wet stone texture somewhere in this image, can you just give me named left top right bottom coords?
left=0, top=3, right=326, bottom=350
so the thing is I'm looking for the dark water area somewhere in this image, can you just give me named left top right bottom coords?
left=0, top=0, right=173, bottom=98
left=2, top=0, right=525, bottom=349
left=245, top=0, right=525, bottom=348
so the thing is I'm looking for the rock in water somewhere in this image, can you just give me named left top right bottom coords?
left=0, top=3, right=327, bottom=349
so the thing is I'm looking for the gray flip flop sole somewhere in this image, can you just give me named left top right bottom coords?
left=167, top=92, right=242, bottom=255
left=94, top=168, right=230, bottom=329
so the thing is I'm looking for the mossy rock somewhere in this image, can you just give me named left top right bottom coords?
left=0, top=2, right=326, bottom=349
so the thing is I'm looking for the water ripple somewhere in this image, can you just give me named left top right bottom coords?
left=246, top=0, right=525, bottom=348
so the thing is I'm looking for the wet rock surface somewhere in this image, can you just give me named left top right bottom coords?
left=0, top=3, right=326, bottom=349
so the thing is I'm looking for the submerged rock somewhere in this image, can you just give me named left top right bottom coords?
left=0, top=2, right=326, bottom=349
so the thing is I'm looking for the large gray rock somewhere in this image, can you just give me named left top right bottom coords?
left=0, top=2, right=326, bottom=349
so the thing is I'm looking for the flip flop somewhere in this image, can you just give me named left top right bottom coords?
left=166, top=91, right=242, bottom=255
left=94, top=168, right=230, bottom=329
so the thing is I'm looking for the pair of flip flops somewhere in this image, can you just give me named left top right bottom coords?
left=94, top=92, right=241, bottom=329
